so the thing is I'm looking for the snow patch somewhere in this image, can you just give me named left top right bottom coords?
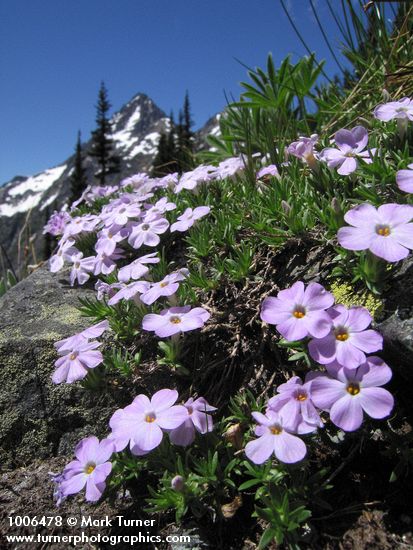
left=0, top=194, right=43, bottom=216
left=112, top=105, right=141, bottom=149
left=8, top=165, right=66, bottom=197
left=128, top=132, right=160, bottom=158
left=40, top=192, right=59, bottom=211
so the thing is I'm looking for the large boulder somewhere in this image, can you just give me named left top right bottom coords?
left=377, top=256, right=413, bottom=380
left=0, top=265, right=116, bottom=467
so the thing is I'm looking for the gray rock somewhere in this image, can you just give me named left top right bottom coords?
left=0, top=265, right=117, bottom=467
left=377, top=256, right=413, bottom=380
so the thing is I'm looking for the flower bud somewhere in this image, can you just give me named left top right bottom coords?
left=281, top=201, right=291, bottom=215
left=382, top=89, right=391, bottom=102
left=224, top=423, right=243, bottom=450
left=331, top=197, right=341, bottom=214
left=171, top=475, right=185, bottom=492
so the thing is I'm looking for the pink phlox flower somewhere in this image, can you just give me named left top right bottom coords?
left=308, top=304, right=383, bottom=369
left=157, top=172, right=179, bottom=189
left=216, top=156, right=245, bottom=180
left=101, top=201, right=141, bottom=227
left=337, top=203, right=413, bottom=262
left=168, top=397, right=217, bottom=446
left=142, top=305, right=210, bottom=338
left=245, top=409, right=307, bottom=465
left=95, top=280, right=123, bottom=301
left=54, top=320, right=109, bottom=352
left=50, top=471, right=67, bottom=506
left=95, top=226, right=128, bottom=256
left=68, top=252, right=96, bottom=286
left=127, top=217, right=169, bottom=249
left=320, top=126, right=376, bottom=175
left=87, top=185, right=118, bottom=200
left=43, top=210, right=71, bottom=236
left=140, top=268, right=189, bottom=305
left=374, top=97, right=413, bottom=122
left=108, top=389, right=188, bottom=454
left=310, top=356, right=394, bottom=432
left=260, top=281, right=335, bottom=341
left=170, top=206, right=211, bottom=232
left=120, top=172, right=151, bottom=189
left=175, top=165, right=217, bottom=193
left=287, top=134, right=319, bottom=162
left=63, top=214, right=100, bottom=239
left=108, top=280, right=150, bottom=306
left=396, top=163, right=413, bottom=194
left=70, top=186, right=91, bottom=210
left=59, top=436, right=114, bottom=502
left=267, top=375, right=323, bottom=433
left=143, top=197, right=177, bottom=221
left=256, top=165, right=279, bottom=179
left=52, top=340, right=103, bottom=384
left=49, top=238, right=78, bottom=273
left=117, top=252, right=159, bottom=283
left=93, top=247, right=125, bottom=276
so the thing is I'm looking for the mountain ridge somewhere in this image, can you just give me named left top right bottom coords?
left=0, top=93, right=220, bottom=272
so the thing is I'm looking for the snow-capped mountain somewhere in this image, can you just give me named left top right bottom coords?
left=0, top=93, right=220, bottom=272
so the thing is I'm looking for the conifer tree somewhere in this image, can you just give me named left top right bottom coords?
left=151, top=133, right=169, bottom=177
left=183, top=91, right=194, bottom=146
left=151, top=112, right=178, bottom=176
left=176, top=92, right=194, bottom=171
left=70, top=131, right=88, bottom=203
left=166, top=110, right=177, bottom=171
left=89, top=82, right=121, bottom=185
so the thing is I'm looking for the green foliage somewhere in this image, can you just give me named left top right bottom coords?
left=103, top=348, right=141, bottom=377
left=78, top=296, right=148, bottom=343
left=89, top=81, right=121, bottom=185
left=0, top=269, right=18, bottom=297
left=254, top=484, right=311, bottom=549
left=70, top=131, right=88, bottom=203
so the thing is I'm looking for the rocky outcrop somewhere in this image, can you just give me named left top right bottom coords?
left=0, top=265, right=115, bottom=468
left=377, top=256, right=413, bottom=381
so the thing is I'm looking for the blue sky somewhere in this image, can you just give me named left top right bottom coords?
left=0, top=0, right=370, bottom=184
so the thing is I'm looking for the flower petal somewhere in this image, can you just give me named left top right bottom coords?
left=311, top=376, right=345, bottom=410
left=273, top=431, right=307, bottom=463
left=358, top=387, right=394, bottom=419
left=337, top=226, right=374, bottom=250
left=330, top=395, right=363, bottom=431
left=245, top=434, right=274, bottom=464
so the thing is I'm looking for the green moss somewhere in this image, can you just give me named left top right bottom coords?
left=0, top=326, right=22, bottom=343
left=329, top=281, right=383, bottom=319
left=40, top=302, right=83, bottom=325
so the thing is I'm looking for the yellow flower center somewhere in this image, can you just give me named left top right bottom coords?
left=346, top=383, right=360, bottom=396
left=170, top=316, right=182, bottom=324
left=376, top=225, right=391, bottom=237
left=270, top=425, right=283, bottom=435
left=160, top=281, right=169, bottom=287
left=293, top=305, right=305, bottom=318
left=69, top=353, right=77, bottom=360
left=335, top=327, right=349, bottom=341
left=295, top=391, right=307, bottom=401
left=293, top=310, right=305, bottom=319
left=145, top=413, right=156, bottom=423
left=85, top=463, right=96, bottom=475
